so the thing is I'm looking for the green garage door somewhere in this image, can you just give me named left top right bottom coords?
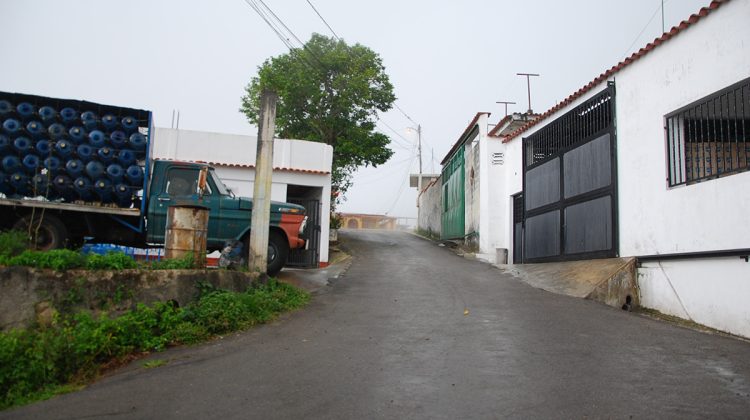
left=441, top=147, right=465, bottom=240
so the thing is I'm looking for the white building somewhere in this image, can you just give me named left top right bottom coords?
left=499, top=0, right=750, bottom=337
left=152, top=127, right=334, bottom=267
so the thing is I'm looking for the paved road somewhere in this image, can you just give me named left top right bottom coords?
left=5, top=230, right=750, bottom=419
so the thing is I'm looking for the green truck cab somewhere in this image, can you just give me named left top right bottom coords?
left=146, top=160, right=307, bottom=275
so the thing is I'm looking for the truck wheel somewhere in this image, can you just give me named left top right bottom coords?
left=267, top=230, right=289, bottom=277
left=13, top=214, right=68, bottom=251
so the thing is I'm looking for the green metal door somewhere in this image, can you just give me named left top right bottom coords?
left=441, top=147, right=465, bottom=239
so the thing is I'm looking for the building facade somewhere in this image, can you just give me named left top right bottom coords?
left=152, top=128, right=334, bottom=267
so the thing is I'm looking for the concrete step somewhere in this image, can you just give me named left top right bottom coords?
left=497, top=257, right=637, bottom=310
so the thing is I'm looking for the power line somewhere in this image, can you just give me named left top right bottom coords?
left=621, top=0, right=669, bottom=60
left=306, top=0, right=340, bottom=41
left=384, top=154, right=418, bottom=215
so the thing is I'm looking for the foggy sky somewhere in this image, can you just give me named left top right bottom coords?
left=0, top=0, right=711, bottom=219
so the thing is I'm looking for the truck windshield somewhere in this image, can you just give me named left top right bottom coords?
left=210, top=170, right=230, bottom=195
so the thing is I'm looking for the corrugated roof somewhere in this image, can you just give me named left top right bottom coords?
left=503, top=0, right=730, bottom=143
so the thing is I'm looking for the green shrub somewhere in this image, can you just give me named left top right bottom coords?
left=143, top=254, right=195, bottom=270
left=0, top=280, right=310, bottom=409
left=85, top=252, right=137, bottom=270
left=0, top=230, right=28, bottom=260
left=6, top=250, right=85, bottom=271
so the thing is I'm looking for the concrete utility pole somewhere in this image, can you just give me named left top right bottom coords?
left=417, top=124, right=422, bottom=194
left=249, top=89, right=277, bottom=275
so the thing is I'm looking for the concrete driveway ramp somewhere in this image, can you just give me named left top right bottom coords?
left=501, top=258, right=637, bottom=310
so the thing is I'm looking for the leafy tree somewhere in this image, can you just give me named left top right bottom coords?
left=240, top=33, right=396, bottom=205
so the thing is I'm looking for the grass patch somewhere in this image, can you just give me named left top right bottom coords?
left=142, top=359, right=167, bottom=369
left=0, top=279, right=309, bottom=410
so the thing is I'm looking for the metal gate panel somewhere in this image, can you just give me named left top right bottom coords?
left=287, top=198, right=320, bottom=268
left=521, top=84, right=618, bottom=263
left=512, top=193, right=524, bottom=264
left=441, top=147, right=465, bottom=240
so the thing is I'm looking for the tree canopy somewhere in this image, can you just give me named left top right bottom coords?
left=240, top=34, right=396, bottom=205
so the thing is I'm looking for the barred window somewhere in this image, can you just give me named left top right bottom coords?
left=666, top=77, right=750, bottom=187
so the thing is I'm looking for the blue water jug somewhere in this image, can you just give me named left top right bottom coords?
left=81, top=111, right=98, bottom=130
left=0, top=100, right=13, bottom=118
left=31, top=174, right=53, bottom=197
left=60, top=107, right=78, bottom=125
left=2, top=155, right=21, bottom=172
left=93, top=178, right=113, bottom=202
left=121, top=116, right=138, bottom=133
left=85, top=160, right=105, bottom=179
left=54, top=139, right=74, bottom=158
left=52, top=174, right=74, bottom=200
left=10, top=172, right=29, bottom=195
left=38, top=106, right=57, bottom=124
left=0, top=135, right=10, bottom=154
left=22, top=154, right=40, bottom=173
left=88, top=130, right=106, bottom=148
left=114, top=183, right=132, bottom=207
left=128, top=132, right=147, bottom=151
left=0, top=171, right=12, bottom=196
left=65, top=159, right=84, bottom=177
left=47, top=123, right=67, bottom=140
left=2, top=118, right=21, bottom=135
left=101, top=114, right=119, bottom=131
left=26, top=121, right=46, bottom=139
left=105, top=163, right=124, bottom=182
left=13, top=137, right=32, bottom=155
left=125, top=164, right=144, bottom=186
left=109, top=130, right=127, bottom=148
left=73, top=176, right=93, bottom=200
left=43, top=156, right=62, bottom=174
left=35, top=139, right=51, bottom=155
left=76, top=143, right=94, bottom=161
left=68, top=126, right=86, bottom=144
left=97, top=146, right=115, bottom=163
left=117, top=148, right=136, bottom=166
left=16, top=103, right=36, bottom=121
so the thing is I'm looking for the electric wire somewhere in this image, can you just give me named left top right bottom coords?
left=620, top=0, right=670, bottom=60
left=306, top=0, right=340, bottom=41
left=383, top=154, right=418, bottom=215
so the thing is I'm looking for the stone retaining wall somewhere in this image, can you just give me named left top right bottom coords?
left=0, top=267, right=258, bottom=331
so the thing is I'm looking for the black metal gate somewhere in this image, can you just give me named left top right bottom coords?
left=286, top=198, right=321, bottom=268
left=521, top=83, right=618, bottom=263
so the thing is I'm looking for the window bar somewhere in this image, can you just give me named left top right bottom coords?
left=672, top=118, right=686, bottom=183
left=698, top=102, right=707, bottom=180
left=743, top=84, right=749, bottom=169
left=729, top=89, right=742, bottom=170
left=673, top=116, right=681, bottom=184
left=667, top=117, right=675, bottom=185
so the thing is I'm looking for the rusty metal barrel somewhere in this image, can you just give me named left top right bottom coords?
left=164, top=205, right=209, bottom=268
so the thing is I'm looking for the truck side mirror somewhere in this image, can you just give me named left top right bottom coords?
left=197, top=166, right=208, bottom=197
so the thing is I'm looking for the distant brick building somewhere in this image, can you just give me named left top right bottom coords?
left=340, top=213, right=397, bottom=230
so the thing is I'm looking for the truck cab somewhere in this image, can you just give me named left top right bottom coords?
left=145, top=160, right=307, bottom=275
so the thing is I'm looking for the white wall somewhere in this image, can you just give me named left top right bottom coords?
left=614, top=0, right=750, bottom=256
left=152, top=128, right=333, bottom=174
left=505, top=0, right=750, bottom=337
left=639, top=258, right=750, bottom=338
left=151, top=127, right=333, bottom=265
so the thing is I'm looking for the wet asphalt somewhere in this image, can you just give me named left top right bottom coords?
left=4, top=229, right=750, bottom=419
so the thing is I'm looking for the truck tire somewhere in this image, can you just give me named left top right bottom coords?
left=241, top=230, right=289, bottom=276
left=266, top=230, right=289, bottom=277
left=13, top=214, right=68, bottom=251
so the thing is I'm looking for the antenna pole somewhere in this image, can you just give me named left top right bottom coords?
left=495, top=101, right=516, bottom=117
left=517, top=73, right=540, bottom=113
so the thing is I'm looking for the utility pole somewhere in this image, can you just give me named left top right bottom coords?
left=249, top=89, right=277, bottom=276
left=517, top=73, right=540, bottom=113
left=661, top=0, right=665, bottom=33
left=417, top=124, right=422, bottom=194
left=496, top=101, right=516, bottom=117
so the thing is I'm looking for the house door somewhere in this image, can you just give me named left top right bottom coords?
left=286, top=198, right=321, bottom=268
left=521, top=84, right=618, bottom=263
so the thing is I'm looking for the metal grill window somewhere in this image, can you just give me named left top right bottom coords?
left=525, top=87, right=613, bottom=166
left=666, top=77, right=750, bottom=187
